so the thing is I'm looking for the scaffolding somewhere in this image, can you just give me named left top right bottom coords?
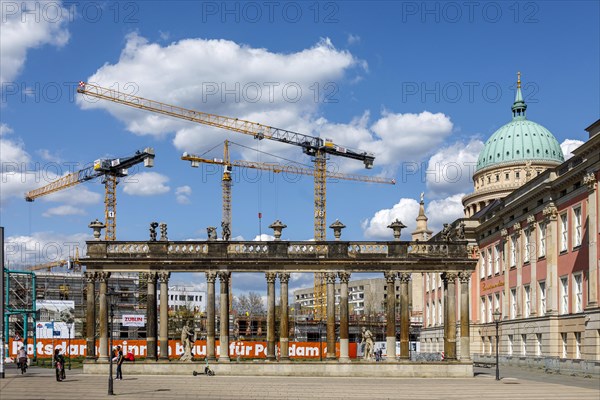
left=4, top=269, right=37, bottom=360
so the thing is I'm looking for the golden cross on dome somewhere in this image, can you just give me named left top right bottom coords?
left=517, top=71, right=521, bottom=89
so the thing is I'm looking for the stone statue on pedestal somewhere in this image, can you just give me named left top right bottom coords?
left=360, top=327, right=374, bottom=361
left=179, top=324, right=196, bottom=362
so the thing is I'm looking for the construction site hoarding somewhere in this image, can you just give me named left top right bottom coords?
left=7, top=339, right=357, bottom=360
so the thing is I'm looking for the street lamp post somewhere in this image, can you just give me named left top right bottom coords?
left=493, top=309, right=502, bottom=381
left=60, top=311, right=74, bottom=371
left=67, top=325, right=72, bottom=370
left=107, top=291, right=116, bottom=396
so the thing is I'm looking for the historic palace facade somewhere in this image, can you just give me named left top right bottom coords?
left=421, top=75, right=600, bottom=375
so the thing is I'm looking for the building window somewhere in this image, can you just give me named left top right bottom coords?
left=495, top=292, right=501, bottom=314
left=574, top=274, right=583, bottom=313
left=505, top=173, right=509, bottom=180
left=481, top=298, right=486, bottom=323
left=573, top=207, right=582, bottom=247
left=521, top=334, right=527, bottom=356
left=508, top=334, right=514, bottom=356
left=561, top=333, right=568, bottom=358
left=481, top=337, right=486, bottom=354
left=536, top=333, right=542, bottom=356
left=493, top=244, right=500, bottom=274
left=510, top=288, right=517, bottom=319
left=426, top=303, right=430, bottom=327
left=539, top=281, right=546, bottom=316
left=560, top=213, right=568, bottom=252
left=487, top=295, right=493, bottom=323
left=488, top=336, right=493, bottom=355
left=432, top=301, right=436, bottom=325
left=510, top=235, right=517, bottom=267
left=539, top=222, right=546, bottom=257
left=575, top=332, right=581, bottom=359
left=560, top=277, right=569, bottom=314
left=524, top=229, right=531, bottom=263
left=524, top=285, right=531, bottom=318
left=480, top=253, right=486, bottom=279
left=487, top=248, right=493, bottom=276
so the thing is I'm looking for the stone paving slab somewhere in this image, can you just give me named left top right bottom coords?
left=1, top=365, right=599, bottom=400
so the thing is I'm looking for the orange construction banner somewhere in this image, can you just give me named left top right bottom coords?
left=8, top=339, right=357, bottom=360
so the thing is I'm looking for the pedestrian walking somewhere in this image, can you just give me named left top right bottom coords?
left=53, top=348, right=65, bottom=382
left=116, top=346, right=124, bottom=380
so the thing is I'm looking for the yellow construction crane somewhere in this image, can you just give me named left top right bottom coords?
left=25, top=148, right=155, bottom=240
left=76, top=81, right=383, bottom=319
left=182, top=140, right=395, bottom=237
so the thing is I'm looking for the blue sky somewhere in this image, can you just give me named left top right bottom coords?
left=1, top=1, right=598, bottom=295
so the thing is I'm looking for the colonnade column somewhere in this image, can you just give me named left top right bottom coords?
left=326, top=272, right=337, bottom=360
left=459, top=271, right=471, bottom=360
left=279, top=273, right=290, bottom=361
left=158, top=272, right=170, bottom=361
left=205, top=271, right=217, bottom=361
left=398, top=273, right=410, bottom=359
left=84, top=272, right=97, bottom=361
left=384, top=271, right=397, bottom=361
left=146, top=272, right=158, bottom=361
left=97, top=272, right=110, bottom=362
left=338, top=272, right=351, bottom=362
left=266, top=272, right=277, bottom=361
left=219, top=272, right=231, bottom=362
left=443, top=272, right=457, bottom=360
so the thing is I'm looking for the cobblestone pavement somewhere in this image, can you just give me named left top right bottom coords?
left=1, top=364, right=598, bottom=400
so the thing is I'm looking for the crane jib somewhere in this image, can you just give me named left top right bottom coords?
left=77, top=82, right=374, bottom=164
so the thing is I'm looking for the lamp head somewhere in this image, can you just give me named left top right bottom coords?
left=493, top=309, right=502, bottom=322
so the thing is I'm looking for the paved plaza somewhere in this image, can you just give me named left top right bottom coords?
left=1, top=365, right=598, bottom=400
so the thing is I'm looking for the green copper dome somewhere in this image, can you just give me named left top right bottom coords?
left=476, top=74, right=564, bottom=172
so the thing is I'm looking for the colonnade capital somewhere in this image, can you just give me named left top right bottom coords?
left=218, top=271, right=231, bottom=282
left=265, top=272, right=277, bottom=283
left=397, top=272, right=411, bottom=283
left=84, top=271, right=97, bottom=282
left=337, top=271, right=351, bottom=283
left=205, top=271, right=218, bottom=283
left=384, top=270, right=396, bottom=283
left=158, top=271, right=171, bottom=283
left=278, top=272, right=290, bottom=283
left=141, top=271, right=158, bottom=281
left=97, top=271, right=111, bottom=282
left=441, top=272, right=458, bottom=282
left=325, top=272, right=337, bottom=284
left=458, top=271, right=471, bottom=283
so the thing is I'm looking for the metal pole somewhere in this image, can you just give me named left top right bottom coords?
left=495, top=320, right=500, bottom=381
left=1, top=226, right=4, bottom=379
left=108, top=302, right=114, bottom=395
left=68, top=326, right=71, bottom=370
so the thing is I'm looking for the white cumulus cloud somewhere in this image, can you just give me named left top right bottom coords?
left=175, top=185, right=192, bottom=204
left=4, top=231, right=88, bottom=267
left=122, top=171, right=170, bottom=196
left=0, top=0, right=70, bottom=85
left=426, top=139, right=484, bottom=196
left=560, top=139, right=584, bottom=160
left=362, top=194, right=466, bottom=239
left=42, top=205, right=86, bottom=217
